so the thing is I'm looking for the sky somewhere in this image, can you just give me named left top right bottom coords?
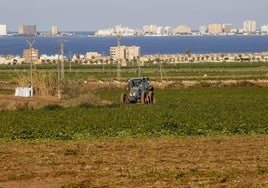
left=0, top=0, right=267, bottom=31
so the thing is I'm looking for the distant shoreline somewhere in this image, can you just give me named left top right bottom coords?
left=2, top=31, right=268, bottom=38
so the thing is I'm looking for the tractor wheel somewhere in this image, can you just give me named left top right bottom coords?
left=148, top=91, right=154, bottom=104
left=120, top=93, right=128, bottom=104
left=141, top=91, right=147, bottom=104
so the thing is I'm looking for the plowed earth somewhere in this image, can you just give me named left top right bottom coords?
left=0, top=136, right=267, bottom=188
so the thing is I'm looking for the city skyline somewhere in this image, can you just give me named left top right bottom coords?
left=0, top=0, right=267, bottom=31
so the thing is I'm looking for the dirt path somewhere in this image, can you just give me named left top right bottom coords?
left=0, top=94, right=61, bottom=110
left=0, top=136, right=267, bottom=188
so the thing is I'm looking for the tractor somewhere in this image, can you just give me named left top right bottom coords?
left=120, top=77, right=154, bottom=104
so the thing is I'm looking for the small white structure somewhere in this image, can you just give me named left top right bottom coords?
left=0, top=24, right=7, bottom=35
left=86, top=52, right=102, bottom=60
left=15, top=87, right=33, bottom=97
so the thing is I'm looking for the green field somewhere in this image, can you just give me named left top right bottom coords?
left=1, top=87, right=267, bottom=140
left=0, top=62, right=267, bottom=187
left=0, top=61, right=268, bottom=81
left=0, top=62, right=267, bottom=140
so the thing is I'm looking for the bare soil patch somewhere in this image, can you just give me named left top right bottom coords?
left=0, top=136, right=267, bottom=188
left=0, top=94, right=61, bottom=110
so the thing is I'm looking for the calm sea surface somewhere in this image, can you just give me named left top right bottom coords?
left=1, top=35, right=268, bottom=57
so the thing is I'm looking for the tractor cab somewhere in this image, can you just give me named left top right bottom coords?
left=128, top=77, right=149, bottom=90
left=121, top=77, right=154, bottom=104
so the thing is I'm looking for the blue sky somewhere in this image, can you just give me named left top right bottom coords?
left=1, top=0, right=267, bottom=31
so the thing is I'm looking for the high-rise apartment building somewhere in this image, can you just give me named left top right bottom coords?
left=125, top=46, right=140, bottom=60
left=18, top=25, right=36, bottom=35
left=261, top=25, right=268, bottom=33
left=222, top=24, right=235, bottom=33
left=157, top=27, right=165, bottom=35
left=143, top=25, right=158, bottom=35
left=110, top=46, right=126, bottom=60
left=165, top=27, right=173, bottom=35
left=110, top=46, right=140, bottom=61
left=243, top=20, right=256, bottom=34
left=51, top=26, right=58, bottom=36
left=199, top=26, right=208, bottom=35
left=208, top=24, right=222, bottom=34
left=0, top=25, right=7, bottom=35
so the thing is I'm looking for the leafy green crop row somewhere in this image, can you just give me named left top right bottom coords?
left=1, top=61, right=267, bottom=81
left=1, top=61, right=267, bottom=69
left=0, top=87, right=267, bottom=140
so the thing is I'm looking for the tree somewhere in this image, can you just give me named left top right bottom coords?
left=41, top=59, right=46, bottom=64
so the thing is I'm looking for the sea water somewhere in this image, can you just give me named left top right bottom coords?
left=1, top=35, right=268, bottom=57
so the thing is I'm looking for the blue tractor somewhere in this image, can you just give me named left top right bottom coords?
left=120, top=77, right=155, bottom=104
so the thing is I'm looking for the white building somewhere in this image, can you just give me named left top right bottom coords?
left=243, top=20, right=256, bottom=34
left=156, top=27, right=165, bottom=35
left=165, top=27, right=173, bottom=35
left=40, top=54, right=66, bottom=61
left=199, top=26, right=208, bottom=35
left=261, top=25, right=268, bottom=33
left=95, top=25, right=137, bottom=36
left=95, top=29, right=113, bottom=36
left=0, top=25, right=7, bottom=35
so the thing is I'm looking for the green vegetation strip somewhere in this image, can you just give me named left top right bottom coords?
left=0, top=62, right=267, bottom=81
left=0, top=87, right=267, bottom=140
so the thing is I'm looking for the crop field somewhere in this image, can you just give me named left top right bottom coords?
left=0, top=87, right=267, bottom=187
left=0, top=87, right=268, bottom=140
left=0, top=61, right=268, bottom=81
left=0, top=62, right=267, bottom=187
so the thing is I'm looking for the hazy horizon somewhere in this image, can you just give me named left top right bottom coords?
left=1, top=0, right=267, bottom=31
